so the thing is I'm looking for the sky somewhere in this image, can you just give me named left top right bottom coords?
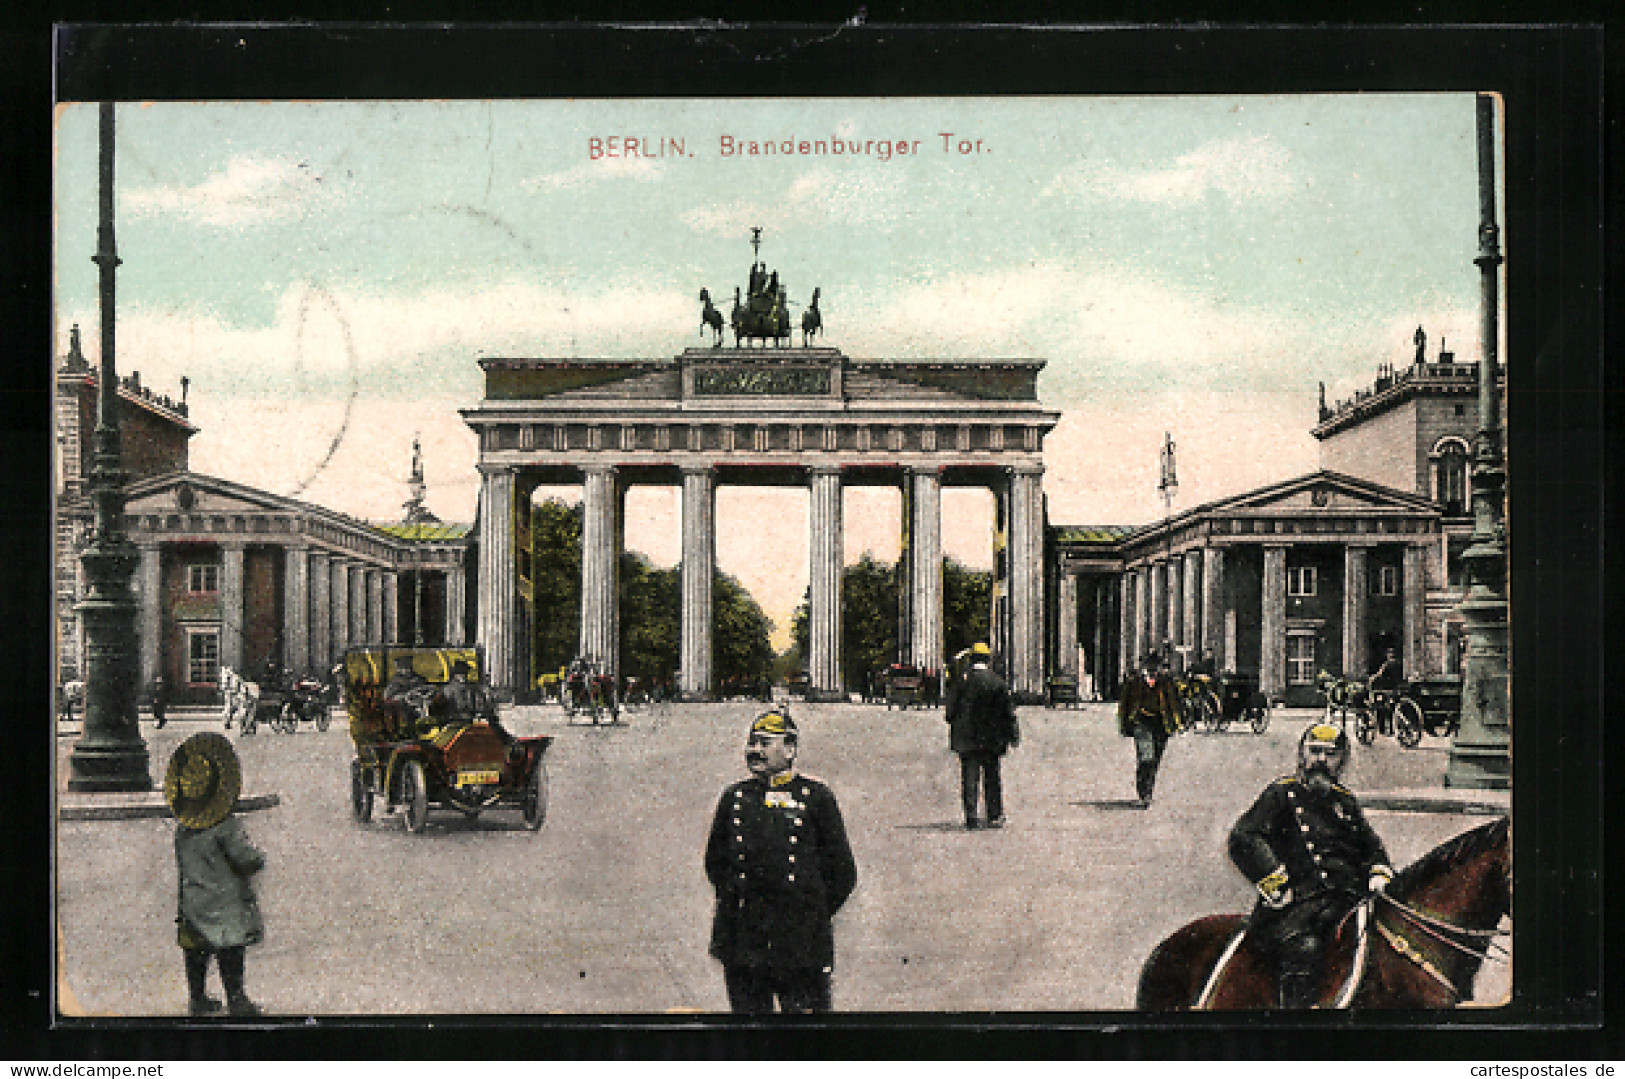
left=53, top=96, right=1502, bottom=647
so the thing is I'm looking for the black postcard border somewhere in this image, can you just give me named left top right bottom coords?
left=6, top=18, right=1612, bottom=1061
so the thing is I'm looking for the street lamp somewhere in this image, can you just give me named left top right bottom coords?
left=67, top=102, right=151, bottom=792
left=1446, top=93, right=1511, bottom=790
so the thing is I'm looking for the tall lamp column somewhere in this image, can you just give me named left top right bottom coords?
left=68, top=101, right=151, bottom=792
left=1446, top=93, right=1511, bottom=789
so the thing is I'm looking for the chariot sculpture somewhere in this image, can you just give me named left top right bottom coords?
left=699, top=228, right=821, bottom=348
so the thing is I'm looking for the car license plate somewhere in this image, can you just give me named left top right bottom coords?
left=456, top=769, right=501, bottom=787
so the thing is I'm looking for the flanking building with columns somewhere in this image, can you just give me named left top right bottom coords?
left=462, top=347, right=1058, bottom=703
left=1048, top=345, right=1499, bottom=707
left=55, top=336, right=473, bottom=707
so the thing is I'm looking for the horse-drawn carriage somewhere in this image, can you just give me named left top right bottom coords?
left=343, top=645, right=552, bottom=834
left=223, top=668, right=331, bottom=734
left=562, top=661, right=620, bottom=724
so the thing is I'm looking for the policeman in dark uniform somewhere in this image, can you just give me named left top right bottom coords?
left=704, top=707, right=858, bottom=1013
left=1229, top=723, right=1395, bottom=1008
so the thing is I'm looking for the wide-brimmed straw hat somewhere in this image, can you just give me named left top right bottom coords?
left=164, top=732, right=242, bottom=830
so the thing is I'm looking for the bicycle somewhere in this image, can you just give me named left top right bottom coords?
left=1177, top=673, right=1222, bottom=733
left=1354, top=686, right=1426, bottom=749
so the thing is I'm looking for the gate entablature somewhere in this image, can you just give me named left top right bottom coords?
left=464, top=348, right=1058, bottom=465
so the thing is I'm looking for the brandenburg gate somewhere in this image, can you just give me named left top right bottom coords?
left=462, top=346, right=1058, bottom=702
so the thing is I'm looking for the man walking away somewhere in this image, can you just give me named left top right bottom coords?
left=945, top=642, right=1021, bottom=830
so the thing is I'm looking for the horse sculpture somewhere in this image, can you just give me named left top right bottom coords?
left=801, top=287, right=822, bottom=347
left=1136, top=815, right=1509, bottom=1010
left=699, top=288, right=725, bottom=347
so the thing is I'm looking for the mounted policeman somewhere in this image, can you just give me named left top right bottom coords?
left=1228, top=722, right=1394, bottom=1008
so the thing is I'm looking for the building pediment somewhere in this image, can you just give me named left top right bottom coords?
left=1218, top=471, right=1437, bottom=515
left=125, top=472, right=291, bottom=517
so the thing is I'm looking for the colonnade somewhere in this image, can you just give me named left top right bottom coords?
left=476, top=461, right=1050, bottom=702
left=131, top=540, right=465, bottom=688
left=1108, top=539, right=1428, bottom=697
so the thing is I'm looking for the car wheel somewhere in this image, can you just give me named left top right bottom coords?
left=1394, top=699, right=1425, bottom=749
left=1355, top=707, right=1377, bottom=745
left=522, top=759, right=549, bottom=832
left=350, top=760, right=373, bottom=823
left=400, top=760, right=429, bottom=834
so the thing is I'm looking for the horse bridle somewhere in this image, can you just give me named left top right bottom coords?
left=1367, top=891, right=1511, bottom=1001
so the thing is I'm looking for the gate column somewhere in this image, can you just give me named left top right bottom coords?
left=476, top=466, right=518, bottom=695
left=679, top=464, right=715, bottom=700
left=907, top=466, right=944, bottom=674
left=1007, top=464, right=1045, bottom=700
left=807, top=466, right=844, bottom=701
left=579, top=465, right=620, bottom=678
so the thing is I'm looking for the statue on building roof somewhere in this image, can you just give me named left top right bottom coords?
left=402, top=437, right=440, bottom=524
left=1413, top=325, right=1427, bottom=366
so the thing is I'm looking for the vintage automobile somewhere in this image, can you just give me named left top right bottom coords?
left=343, top=645, right=552, bottom=834
left=884, top=664, right=926, bottom=709
left=1409, top=674, right=1463, bottom=738
left=1192, top=670, right=1270, bottom=734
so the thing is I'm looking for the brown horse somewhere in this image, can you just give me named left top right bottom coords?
left=1137, top=815, right=1509, bottom=1010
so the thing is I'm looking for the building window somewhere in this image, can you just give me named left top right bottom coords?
left=187, top=630, right=220, bottom=684
left=1287, top=566, right=1317, bottom=597
left=188, top=563, right=219, bottom=593
left=1374, top=565, right=1400, bottom=596
left=1287, top=634, right=1317, bottom=685
left=1436, top=442, right=1469, bottom=515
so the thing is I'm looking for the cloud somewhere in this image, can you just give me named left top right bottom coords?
left=856, top=261, right=1304, bottom=391
left=123, top=154, right=340, bottom=226
left=681, top=167, right=907, bottom=235
left=59, top=275, right=696, bottom=406
left=520, top=155, right=665, bottom=191
left=1046, top=135, right=1296, bottom=204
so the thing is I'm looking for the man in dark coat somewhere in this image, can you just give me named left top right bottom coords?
left=151, top=675, right=168, bottom=729
left=704, top=707, right=858, bottom=1013
left=1229, top=722, right=1394, bottom=1008
left=944, top=642, right=1021, bottom=830
left=1117, top=654, right=1184, bottom=807
left=441, top=658, right=512, bottom=743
